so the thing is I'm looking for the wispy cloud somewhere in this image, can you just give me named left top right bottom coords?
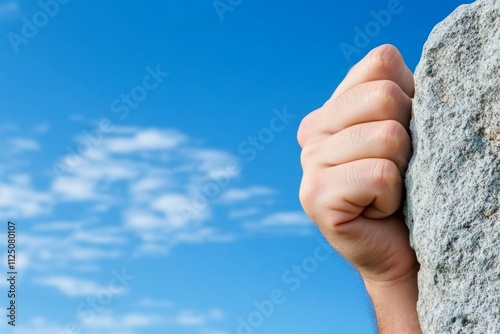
left=0, top=123, right=306, bottom=278
left=103, top=128, right=185, bottom=153
left=0, top=180, right=52, bottom=218
left=228, top=207, right=261, bottom=218
left=8, top=228, right=124, bottom=273
left=8, top=137, right=40, bottom=153
left=244, top=212, right=312, bottom=234
left=220, top=186, right=275, bottom=203
left=16, top=317, right=67, bottom=334
left=17, top=313, right=164, bottom=334
left=35, top=276, right=115, bottom=297
left=85, top=313, right=164, bottom=330
left=19, top=306, right=227, bottom=334
left=170, top=308, right=224, bottom=327
left=139, top=298, right=174, bottom=309
left=0, top=125, right=243, bottom=329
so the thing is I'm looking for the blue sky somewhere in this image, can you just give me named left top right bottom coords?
left=0, top=0, right=472, bottom=333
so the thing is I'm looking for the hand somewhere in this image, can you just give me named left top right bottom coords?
left=298, top=45, right=422, bottom=333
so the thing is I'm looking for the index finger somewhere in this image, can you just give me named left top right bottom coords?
left=329, top=44, right=415, bottom=101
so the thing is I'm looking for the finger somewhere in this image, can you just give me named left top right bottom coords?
left=301, top=120, right=411, bottom=175
left=300, top=158, right=403, bottom=228
left=330, top=44, right=415, bottom=100
left=298, top=80, right=412, bottom=147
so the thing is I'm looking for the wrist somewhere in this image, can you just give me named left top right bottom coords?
left=363, top=273, right=422, bottom=334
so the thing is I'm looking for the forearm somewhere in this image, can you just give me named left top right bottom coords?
left=364, top=274, right=423, bottom=334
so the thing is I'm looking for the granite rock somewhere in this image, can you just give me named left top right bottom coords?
left=405, top=0, right=500, bottom=333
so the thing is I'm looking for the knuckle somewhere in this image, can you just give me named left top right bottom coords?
left=373, top=80, right=404, bottom=116
left=299, top=175, right=319, bottom=216
left=299, top=144, right=315, bottom=169
left=299, top=174, right=344, bottom=231
left=379, top=120, right=406, bottom=151
left=300, top=138, right=330, bottom=171
left=297, top=111, right=318, bottom=148
left=367, top=44, right=401, bottom=77
left=371, top=159, right=401, bottom=188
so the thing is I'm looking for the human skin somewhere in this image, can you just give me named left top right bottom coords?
left=297, top=44, right=422, bottom=333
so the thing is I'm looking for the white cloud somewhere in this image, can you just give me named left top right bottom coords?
left=51, top=155, right=140, bottom=202
left=104, top=129, right=185, bottom=153
left=130, top=227, right=236, bottom=257
left=64, top=246, right=121, bottom=260
left=85, top=313, right=164, bottom=329
left=220, top=186, right=275, bottom=203
left=150, top=193, right=206, bottom=228
left=130, top=176, right=167, bottom=193
left=174, top=312, right=206, bottom=326
left=20, top=306, right=226, bottom=334
left=133, top=243, right=170, bottom=256
left=170, top=308, right=225, bottom=327
left=35, top=276, right=112, bottom=297
left=32, top=220, right=87, bottom=232
left=0, top=181, right=52, bottom=218
left=139, top=298, right=174, bottom=309
left=18, top=313, right=164, bottom=334
left=32, top=126, right=244, bottom=258
left=72, top=228, right=127, bottom=245
left=244, top=212, right=313, bottom=234
left=189, top=148, right=240, bottom=175
left=7, top=228, right=123, bottom=274
left=52, top=176, right=100, bottom=200
left=173, top=227, right=236, bottom=244
left=22, top=308, right=225, bottom=334
left=8, top=137, right=40, bottom=152
left=151, top=194, right=201, bottom=228
left=123, top=314, right=163, bottom=327
left=125, top=210, right=166, bottom=230
left=0, top=124, right=305, bottom=276
left=16, top=317, right=66, bottom=334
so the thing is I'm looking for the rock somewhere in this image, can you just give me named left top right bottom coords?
left=405, top=0, right=500, bottom=333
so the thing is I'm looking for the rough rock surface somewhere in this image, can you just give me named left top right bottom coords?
left=405, top=0, right=500, bottom=333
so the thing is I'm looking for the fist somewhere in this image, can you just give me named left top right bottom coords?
left=298, top=45, right=419, bottom=284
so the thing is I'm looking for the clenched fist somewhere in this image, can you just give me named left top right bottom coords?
left=298, top=45, right=422, bottom=333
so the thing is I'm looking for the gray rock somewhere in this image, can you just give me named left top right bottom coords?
left=405, top=0, right=500, bottom=333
